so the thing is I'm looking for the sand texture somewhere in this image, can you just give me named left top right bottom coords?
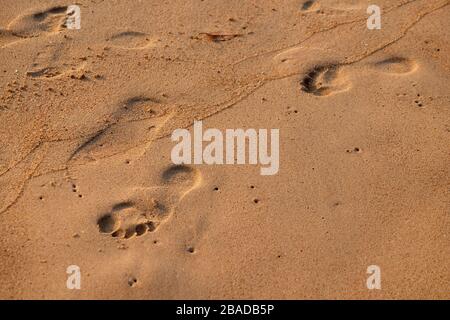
left=0, top=0, right=449, bottom=299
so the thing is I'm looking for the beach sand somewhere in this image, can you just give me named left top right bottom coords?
left=0, top=0, right=449, bottom=299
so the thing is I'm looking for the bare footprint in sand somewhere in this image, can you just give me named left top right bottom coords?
left=300, top=64, right=351, bottom=96
left=26, top=42, right=86, bottom=79
left=70, top=95, right=173, bottom=163
left=106, top=31, right=157, bottom=49
left=299, top=56, right=418, bottom=97
left=8, top=6, right=73, bottom=37
left=97, top=165, right=201, bottom=239
left=370, top=57, right=418, bottom=75
left=1, top=6, right=77, bottom=47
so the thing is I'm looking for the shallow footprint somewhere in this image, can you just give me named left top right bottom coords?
left=300, top=64, right=351, bottom=96
left=70, top=95, right=172, bottom=163
left=371, top=57, right=418, bottom=75
left=26, top=42, right=86, bottom=79
left=106, top=31, right=157, bottom=49
left=7, top=6, right=72, bottom=38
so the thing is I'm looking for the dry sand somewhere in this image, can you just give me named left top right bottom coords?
left=0, top=0, right=449, bottom=299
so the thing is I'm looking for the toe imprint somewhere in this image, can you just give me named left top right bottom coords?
left=98, top=203, right=161, bottom=240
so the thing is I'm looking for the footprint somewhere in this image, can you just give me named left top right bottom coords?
left=371, top=57, right=418, bottom=75
left=106, top=31, right=157, bottom=49
left=26, top=42, right=86, bottom=79
left=70, top=95, right=172, bottom=163
left=97, top=165, right=201, bottom=239
left=300, top=64, right=350, bottom=96
left=26, top=64, right=86, bottom=79
left=300, top=56, right=417, bottom=96
left=7, top=6, right=71, bottom=38
left=0, top=6, right=77, bottom=47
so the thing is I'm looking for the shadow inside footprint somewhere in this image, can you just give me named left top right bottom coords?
left=301, top=0, right=317, bottom=11
left=371, top=57, right=418, bottom=75
left=197, top=32, right=242, bottom=42
left=98, top=214, right=119, bottom=233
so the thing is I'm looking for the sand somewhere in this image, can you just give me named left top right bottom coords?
left=0, top=0, right=449, bottom=299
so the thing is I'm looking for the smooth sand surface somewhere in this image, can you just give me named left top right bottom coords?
left=0, top=0, right=449, bottom=299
